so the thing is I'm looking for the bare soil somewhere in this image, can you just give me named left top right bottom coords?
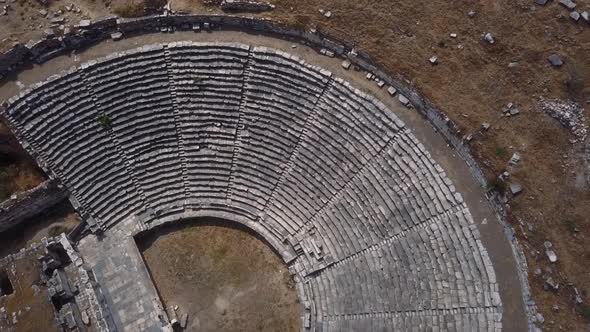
left=138, top=220, right=301, bottom=332
left=0, top=0, right=589, bottom=328
left=0, top=249, right=60, bottom=332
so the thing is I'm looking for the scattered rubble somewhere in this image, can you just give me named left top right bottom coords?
left=544, top=276, right=559, bottom=291
left=539, top=99, right=587, bottom=140
left=570, top=11, right=580, bottom=22
left=503, top=103, right=520, bottom=117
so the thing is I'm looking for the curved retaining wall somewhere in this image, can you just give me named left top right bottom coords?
left=0, top=13, right=537, bottom=330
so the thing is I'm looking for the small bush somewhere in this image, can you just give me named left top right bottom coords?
left=486, top=177, right=507, bottom=193
left=495, top=146, right=507, bottom=158
left=577, top=303, right=590, bottom=322
left=97, top=113, right=112, bottom=129
left=564, top=219, right=578, bottom=233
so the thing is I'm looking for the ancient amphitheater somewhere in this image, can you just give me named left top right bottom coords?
left=0, top=15, right=533, bottom=332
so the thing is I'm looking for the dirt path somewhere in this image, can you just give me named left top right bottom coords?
left=138, top=220, right=301, bottom=332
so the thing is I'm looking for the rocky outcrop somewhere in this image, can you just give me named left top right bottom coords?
left=0, top=180, right=67, bottom=233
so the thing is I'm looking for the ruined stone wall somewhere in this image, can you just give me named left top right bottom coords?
left=0, top=180, right=67, bottom=233
left=0, top=14, right=537, bottom=329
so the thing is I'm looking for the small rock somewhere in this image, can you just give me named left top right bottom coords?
left=581, top=11, right=589, bottom=22
left=44, top=28, right=55, bottom=38
left=510, top=108, right=520, bottom=116
left=536, top=313, right=545, bottom=324
left=429, top=56, right=438, bottom=65
left=324, top=10, right=332, bottom=18
left=570, top=11, right=580, bottom=21
left=483, top=32, right=495, bottom=44
left=341, top=60, right=351, bottom=70
left=50, top=17, right=65, bottom=24
left=509, top=152, right=521, bottom=166
left=546, top=249, right=557, bottom=263
left=387, top=86, right=397, bottom=96
left=450, top=33, right=457, bottom=38
left=482, top=122, right=491, bottom=130
left=573, top=288, right=583, bottom=304
left=534, top=268, right=542, bottom=276
left=39, top=9, right=47, bottom=16
left=559, top=0, right=576, bottom=10
left=376, top=80, right=385, bottom=88
left=510, top=183, right=523, bottom=196
left=548, top=54, right=563, bottom=67
left=290, top=44, right=296, bottom=48
left=468, top=10, right=476, bottom=17
left=552, top=304, right=560, bottom=311
left=110, top=32, right=123, bottom=41
left=78, top=19, right=91, bottom=28
left=81, top=311, right=90, bottom=325
left=535, top=0, right=549, bottom=5
left=366, top=72, right=374, bottom=80
left=544, top=277, right=559, bottom=291
left=508, top=62, right=519, bottom=68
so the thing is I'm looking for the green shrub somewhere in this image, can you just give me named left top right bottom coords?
left=486, top=177, right=507, bottom=193
left=494, top=146, right=507, bottom=158
left=97, top=113, right=112, bottom=129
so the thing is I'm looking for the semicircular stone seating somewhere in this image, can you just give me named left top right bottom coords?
left=2, top=41, right=503, bottom=331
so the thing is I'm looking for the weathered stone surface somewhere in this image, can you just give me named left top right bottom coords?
left=510, top=183, right=523, bottom=196
left=398, top=94, right=410, bottom=106
left=548, top=54, right=563, bottom=67
left=559, top=0, right=576, bottom=10
left=570, top=11, right=580, bottom=21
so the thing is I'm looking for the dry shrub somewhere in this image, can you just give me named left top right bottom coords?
left=113, top=0, right=166, bottom=17
left=565, top=60, right=589, bottom=102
